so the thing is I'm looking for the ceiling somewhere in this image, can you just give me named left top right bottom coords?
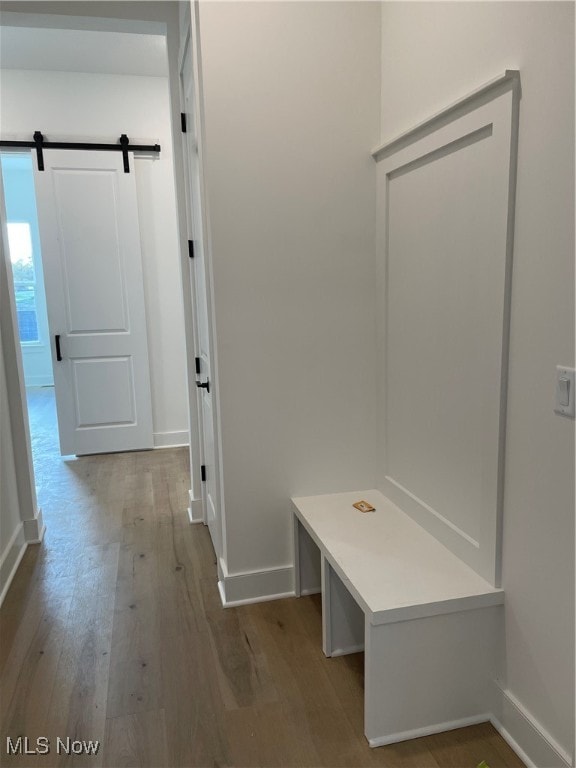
left=0, top=25, right=168, bottom=77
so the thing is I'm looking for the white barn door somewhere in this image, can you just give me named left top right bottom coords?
left=33, top=150, right=153, bottom=456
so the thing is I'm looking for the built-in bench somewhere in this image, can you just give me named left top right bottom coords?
left=292, top=489, right=504, bottom=747
left=288, top=71, right=521, bottom=750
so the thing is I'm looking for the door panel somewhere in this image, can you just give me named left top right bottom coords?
left=72, top=356, right=135, bottom=426
left=33, top=150, right=153, bottom=456
left=53, top=169, right=128, bottom=332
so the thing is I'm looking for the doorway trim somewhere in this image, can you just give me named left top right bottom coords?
left=0, top=175, right=45, bottom=607
left=178, top=3, right=226, bottom=567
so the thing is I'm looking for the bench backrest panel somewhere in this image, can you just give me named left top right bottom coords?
left=373, top=72, right=521, bottom=586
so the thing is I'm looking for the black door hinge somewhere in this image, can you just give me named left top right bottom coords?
left=181, top=112, right=187, bottom=133
left=188, top=240, right=195, bottom=259
left=200, top=465, right=206, bottom=482
left=195, top=357, right=201, bottom=375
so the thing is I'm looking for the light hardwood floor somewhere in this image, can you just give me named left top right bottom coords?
left=0, top=389, right=525, bottom=768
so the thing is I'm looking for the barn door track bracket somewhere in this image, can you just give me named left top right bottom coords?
left=0, top=132, right=161, bottom=173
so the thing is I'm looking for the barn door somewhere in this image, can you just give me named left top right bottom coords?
left=33, top=149, right=153, bottom=456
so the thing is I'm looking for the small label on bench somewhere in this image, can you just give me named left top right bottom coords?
left=353, top=500, right=375, bottom=513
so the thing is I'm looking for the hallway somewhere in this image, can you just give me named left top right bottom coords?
left=0, top=399, right=524, bottom=767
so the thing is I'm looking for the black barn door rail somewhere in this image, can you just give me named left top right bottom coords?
left=0, top=132, right=161, bottom=173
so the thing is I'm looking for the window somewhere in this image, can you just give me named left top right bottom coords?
left=7, top=221, right=39, bottom=343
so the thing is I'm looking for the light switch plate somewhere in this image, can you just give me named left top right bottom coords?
left=555, top=366, right=575, bottom=417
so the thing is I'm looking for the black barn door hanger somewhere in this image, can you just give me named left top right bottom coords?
left=0, top=131, right=161, bottom=173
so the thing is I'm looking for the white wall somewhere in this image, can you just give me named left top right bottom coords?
left=0, top=68, right=189, bottom=446
left=199, top=1, right=381, bottom=579
left=379, top=3, right=574, bottom=764
left=0, top=325, right=25, bottom=599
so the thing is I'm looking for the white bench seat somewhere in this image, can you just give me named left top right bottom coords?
left=292, top=489, right=503, bottom=625
left=291, top=489, right=504, bottom=748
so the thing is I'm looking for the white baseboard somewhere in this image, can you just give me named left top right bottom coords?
left=188, top=492, right=204, bottom=524
left=0, top=523, right=27, bottom=607
left=217, top=557, right=294, bottom=607
left=23, top=508, right=45, bottom=543
left=301, top=587, right=322, bottom=596
left=491, top=686, right=573, bottom=768
left=153, top=430, right=189, bottom=449
left=331, top=643, right=365, bottom=657
left=0, top=509, right=46, bottom=607
left=368, top=714, right=491, bottom=748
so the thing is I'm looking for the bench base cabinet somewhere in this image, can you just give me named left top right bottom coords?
left=364, top=605, right=502, bottom=746
left=292, top=492, right=504, bottom=748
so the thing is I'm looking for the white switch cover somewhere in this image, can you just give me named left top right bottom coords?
left=555, top=366, right=575, bottom=417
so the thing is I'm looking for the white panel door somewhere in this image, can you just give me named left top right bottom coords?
left=33, top=150, right=153, bottom=456
left=181, top=31, right=221, bottom=557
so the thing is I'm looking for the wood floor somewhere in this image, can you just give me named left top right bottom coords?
left=0, top=390, right=525, bottom=767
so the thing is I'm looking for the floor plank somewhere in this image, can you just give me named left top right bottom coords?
left=104, top=709, right=168, bottom=768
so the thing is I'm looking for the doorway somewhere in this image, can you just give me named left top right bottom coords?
left=0, top=21, right=190, bottom=514
left=0, top=4, right=223, bottom=592
left=1, top=153, right=53, bottom=387
left=1, top=151, right=61, bottom=485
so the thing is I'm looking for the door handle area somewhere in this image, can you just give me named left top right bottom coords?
left=196, top=380, right=210, bottom=393
left=55, top=334, right=62, bottom=361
